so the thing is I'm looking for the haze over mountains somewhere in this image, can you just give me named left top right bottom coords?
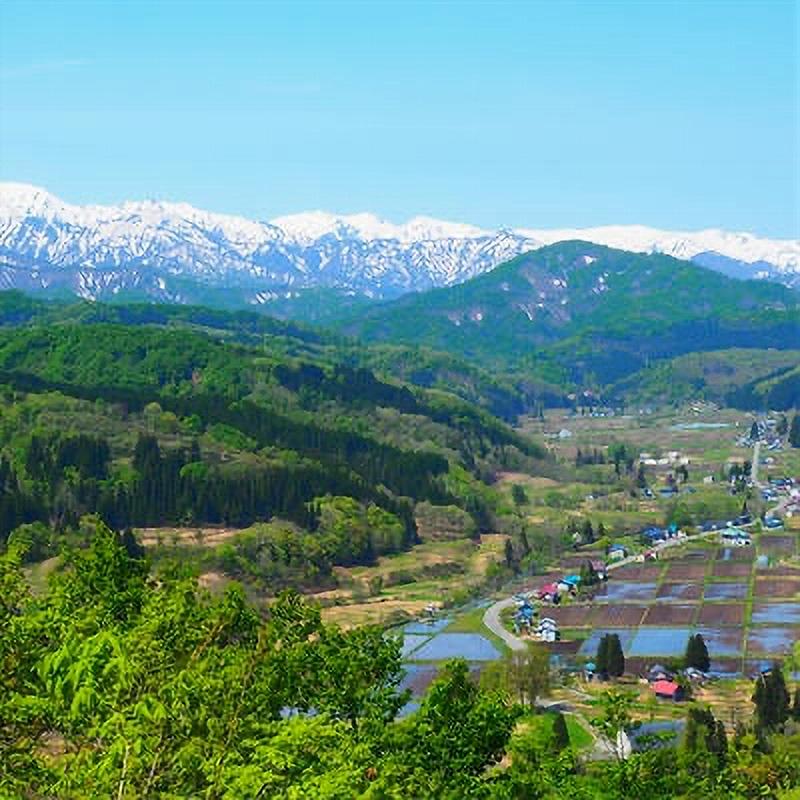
left=1, top=183, right=798, bottom=312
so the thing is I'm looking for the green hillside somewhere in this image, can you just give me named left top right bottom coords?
left=337, top=241, right=799, bottom=389
left=0, top=320, right=548, bottom=588
left=0, top=290, right=557, bottom=418
left=610, top=349, right=800, bottom=406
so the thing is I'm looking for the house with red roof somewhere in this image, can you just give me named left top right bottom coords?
left=534, top=583, right=560, bottom=602
left=653, top=680, right=684, bottom=701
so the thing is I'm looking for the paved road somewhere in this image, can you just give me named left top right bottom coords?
left=752, top=440, right=761, bottom=487
left=483, top=596, right=527, bottom=651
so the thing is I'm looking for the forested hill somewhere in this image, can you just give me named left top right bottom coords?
left=0, top=320, right=544, bottom=586
left=0, top=290, right=562, bottom=419
left=336, top=241, right=799, bottom=387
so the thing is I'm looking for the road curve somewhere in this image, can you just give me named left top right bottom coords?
left=483, top=597, right=527, bottom=651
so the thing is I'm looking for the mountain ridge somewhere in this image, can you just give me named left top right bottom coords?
left=1, top=183, right=798, bottom=310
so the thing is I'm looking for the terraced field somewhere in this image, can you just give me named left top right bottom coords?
left=554, top=534, right=800, bottom=674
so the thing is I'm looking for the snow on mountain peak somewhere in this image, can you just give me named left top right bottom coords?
left=0, top=182, right=64, bottom=219
left=269, top=210, right=487, bottom=244
left=0, top=183, right=798, bottom=307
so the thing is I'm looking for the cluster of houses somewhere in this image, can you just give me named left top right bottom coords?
left=511, top=597, right=561, bottom=642
left=640, top=524, right=683, bottom=547
left=720, top=527, right=752, bottom=546
left=638, top=451, right=690, bottom=468
left=645, top=663, right=709, bottom=701
left=532, top=561, right=610, bottom=605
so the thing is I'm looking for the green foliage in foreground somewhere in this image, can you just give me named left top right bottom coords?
left=3, top=518, right=800, bottom=798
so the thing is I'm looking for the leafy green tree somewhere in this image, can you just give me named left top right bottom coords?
left=483, top=645, right=551, bottom=709
left=395, top=659, right=518, bottom=794
left=299, top=623, right=407, bottom=736
left=684, top=705, right=727, bottom=766
left=590, top=689, right=639, bottom=761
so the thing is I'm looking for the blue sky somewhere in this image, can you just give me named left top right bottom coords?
left=1, top=0, right=797, bottom=237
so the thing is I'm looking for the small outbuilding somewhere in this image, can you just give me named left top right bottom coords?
left=653, top=680, right=684, bottom=701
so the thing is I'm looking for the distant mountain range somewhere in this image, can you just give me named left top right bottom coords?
left=1, top=183, right=798, bottom=312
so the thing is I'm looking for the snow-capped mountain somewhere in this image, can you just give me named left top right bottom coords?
left=1, top=183, right=798, bottom=309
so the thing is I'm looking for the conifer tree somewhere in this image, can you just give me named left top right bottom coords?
left=790, top=414, right=800, bottom=448
left=596, top=634, right=610, bottom=677
left=606, top=634, right=625, bottom=678
left=685, top=633, right=710, bottom=672
left=551, top=711, right=570, bottom=752
left=752, top=664, right=790, bottom=731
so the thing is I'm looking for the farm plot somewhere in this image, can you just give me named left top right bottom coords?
left=715, top=547, right=755, bottom=562
left=411, top=633, right=501, bottom=661
left=664, top=562, right=708, bottom=581
left=641, top=605, right=697, bottom=625
left=612, top=564, right=664, bottom=581
left=759, top=536, right=797, bottom=557
left=401, top=634, right=431, bottom=658
left=695, top=627, right=744, bottom=657
left=704, top=582, right=748, bottom=600
left=596, top=582, right=658, bottom=602
left=697, top=603, right=745, bottom=626
left=593, top=604, right=648, bottom=626
left=656, top=582, right=703, bottom=601
left=712, top=561, right=753, bottom=578
left=753, top=578, right=800, bottom=599
left=628, top=627, right=693, bottom=657
left=746, top=627, right=800, bottom=655
left=579, top=628, right=636, bottom=656
left=547, top=606, right=598, bottom=627
left=766, top=564, right=800, bottom=577
left=751, top=602, right=800, bottom=625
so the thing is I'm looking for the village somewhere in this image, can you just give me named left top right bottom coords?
left=394, top=405, right=800, bottom=753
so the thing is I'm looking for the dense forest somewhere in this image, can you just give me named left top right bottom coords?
left=0, top=312, right=548, bottom=592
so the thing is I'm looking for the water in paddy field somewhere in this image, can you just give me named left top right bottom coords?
left=704, top=583, right=749, bottom=600
left=751, top=603, right=800, bottom=624
left=670, top=422, right=732, bottom=430
left=401, top=634, right=432, bottom=658
left=402, top=617, right=452, bottom=635
left=596, top=582, right=658, bottom=601
left=411, top=633, right=501, bottom=661
left=628, top=627, right=693, bottom=657
left=579, top=629, right=636, bottom=656
left=695, top=627, right=744, bottom=656
left=629, top=720, right=685, bottom=751
left=747, top=627, right=798, bottom=654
